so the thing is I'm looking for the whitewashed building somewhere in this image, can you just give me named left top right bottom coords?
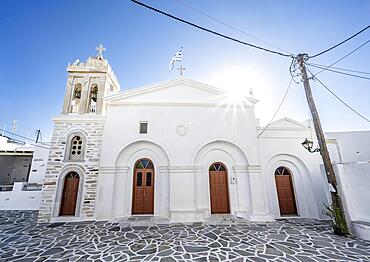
left=38, top=50, right=332, bottom=223
left=0, top=135, right=49, bottom=210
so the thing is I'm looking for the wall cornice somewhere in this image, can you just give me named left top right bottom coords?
left=100, top=166, right=129, bottom=174
left=53, top=115, right=106, bottom=123
left=233, top=165, right=249, bottom=173
left=246, top=165, right=262, bottom=173
left=107, top=101, right=253, bottom=109
left=168, top=166, right=198, bottom=173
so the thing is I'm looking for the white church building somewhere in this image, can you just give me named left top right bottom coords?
left=38, top=49, right=329, bottom=223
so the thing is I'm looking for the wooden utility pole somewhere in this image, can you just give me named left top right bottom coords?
left=298, top=53, right=348, bottom=232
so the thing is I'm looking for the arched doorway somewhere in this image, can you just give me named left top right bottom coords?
left=60, top=172, right=80, bottom=216
left=132, top=159, right=155, bottom=214
left=275, top=166, right=297, bottom=215
left=209, top=162, right=230, bottom=214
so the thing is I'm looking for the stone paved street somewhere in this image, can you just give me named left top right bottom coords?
left=1, top=211, right=370, bottom=261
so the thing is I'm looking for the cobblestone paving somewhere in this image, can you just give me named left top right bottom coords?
left=1, top=211, right=370, bottom=261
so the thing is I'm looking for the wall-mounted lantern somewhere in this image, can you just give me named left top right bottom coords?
left=301, top=138, right=320, bottom=153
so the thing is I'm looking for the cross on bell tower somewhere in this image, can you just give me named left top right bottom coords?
left=96, top=44, right=106, bottom=59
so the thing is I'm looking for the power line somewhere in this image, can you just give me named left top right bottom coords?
left=309, top=24, right=370, bottom=58
left=306, top=68, right=370, bottom=123
left=311, top=39, right=370, bottom=77
left=170, top=0, right=294, bottom=55
left=257, top=78, right=294, bottom=137
left=1, top=121, right=53, bottom=142
left=131, top=0, right=294, bottom=58
left=308, top=63, right=370, bottom=81
left=1, top=129, right=51, bottom=150
left=308, top=63, right=370, bottom=75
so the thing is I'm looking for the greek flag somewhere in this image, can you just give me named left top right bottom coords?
left=169, top=48, right=182, bottom=70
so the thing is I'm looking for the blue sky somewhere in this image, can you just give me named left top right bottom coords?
left=1, top=0, right=369, bottom=141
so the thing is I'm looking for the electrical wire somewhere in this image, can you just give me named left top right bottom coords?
left=131, top=0, right=294, bottom=58
left=309, top=24, right=370, bottom=58
left=311, top=39, right=370, bottom=77
left=0, top=122, right=51, bottom=145
left=257, top=78, right=294, bottom=137
left=1, top=121, right=53, bottom=142
left=1, top=129, right=51, bottom=150
left=308, top=63, right=370, bottom=81
left=308, top=63, right=370, bottom=76
left=170, top=0, right=294, bottom=55
left=306, top=68, right=370, bottom=123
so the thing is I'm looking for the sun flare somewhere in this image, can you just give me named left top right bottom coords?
left=206, top=65, right=275, bottom=123
left=207, top=65, right=265, bottom=104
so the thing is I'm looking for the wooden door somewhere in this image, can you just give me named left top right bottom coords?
left=60, top=172, right=79, bottom=216
left=275, top=167, right=297, bottom=215
left=132, top=159, right=154, bottom=214
left=209, top=163, right=230, bottom=214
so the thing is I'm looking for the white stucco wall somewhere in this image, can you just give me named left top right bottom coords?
left=258, top=119, right=329, bottom=219
left=0, top=138, right=45, bottom=210
left=96, top=78, right=272, bottom=222
left=334, top=163, right=370, bottom=223
left=326, top=131, right=370, bottom=163
left=28, top=143, right=50, bottom=184
left=325, top=131, right=370, bottom=240
left=0, top=182, right=41, bottom=210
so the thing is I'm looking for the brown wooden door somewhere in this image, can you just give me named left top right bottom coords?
left=132, top=160, right=154, bottom=214
left=60, top=173, right=79, bottom=216
left=209, top=163, right=230, bottom=214
left=275, top=171, right=297, bottom=215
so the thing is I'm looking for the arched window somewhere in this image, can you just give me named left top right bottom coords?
left=274, top=166, right=297, bottom=215
left=70, top=83, right=82, bottom=113
left=88, top=85, right=98, bottom=113
left=275, top=166, right=290, bottom=176
left=66, top=135, right=85, bottom=161
left=209, top=162, right=226, bottom=171
left=135, top=159, right=154, bottom=169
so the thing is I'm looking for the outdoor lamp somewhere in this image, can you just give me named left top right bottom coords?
left=301, top=138, right=320, bottom=153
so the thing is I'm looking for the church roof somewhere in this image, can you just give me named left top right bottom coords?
left=265, top=117, right=309, bottom=129
left=104, top=77, right=258, bottom=105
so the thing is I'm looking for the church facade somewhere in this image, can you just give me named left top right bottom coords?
left=38, top=51, right=329, bottom=223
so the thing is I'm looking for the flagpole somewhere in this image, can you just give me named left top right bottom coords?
left=169, top=47, right=184, bottom=76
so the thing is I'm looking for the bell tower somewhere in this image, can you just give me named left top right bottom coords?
left=38, top=45, right=121, bottom=222
left=61, top=45, right=120, bottom=116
